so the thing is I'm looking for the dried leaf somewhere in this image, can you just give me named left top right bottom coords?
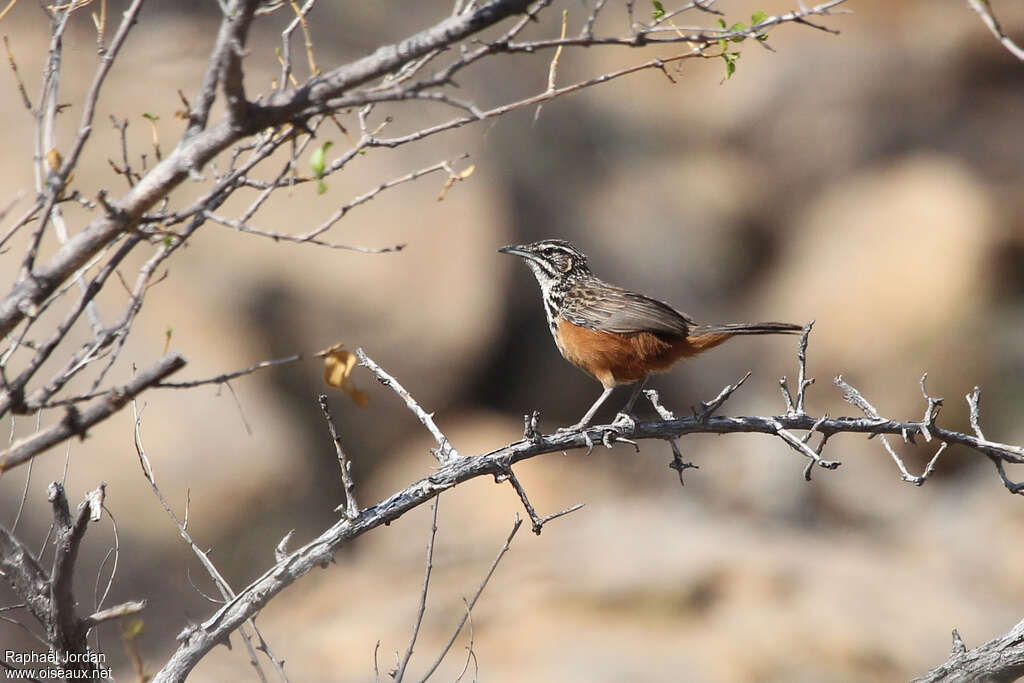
left=320, top=345, right=369, bottom=408
left=45, top=147, right=63, bottom=173
left=437, top=163, right=476, bottom=201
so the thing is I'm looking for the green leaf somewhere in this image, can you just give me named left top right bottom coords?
left=729, top=21, right=747, bottom=42
left=142, top=113, right=158, bottom=122
left=310, top=140, right=333, bottom=180
left=162, top=234, right=172, bottom=248
left=751, top=10, right=768, bottom=24
left=717, top=18, right=727, bottom=29
left=651, top=0, right=665, bottom=20
left=317, top=179, right=328, bottom=195
left=720, top=51, right=739, bottom=80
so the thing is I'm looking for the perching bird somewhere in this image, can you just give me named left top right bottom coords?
left=500, top=239, right=802, bottom=430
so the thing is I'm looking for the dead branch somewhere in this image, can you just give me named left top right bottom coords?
left=145, top=320, right=1024, bottom=681
left=0, top=352, right=187, bottom=472
left=0, top=482, right=136, bottom=676
left=914, top=618, right=1024, bottom=682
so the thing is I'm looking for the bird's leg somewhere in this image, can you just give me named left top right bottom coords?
left=611, top=377, right=648, bottom=430
left=559, top=386, right=615, bottom=432
left=620, top=377, right=648, bottom=415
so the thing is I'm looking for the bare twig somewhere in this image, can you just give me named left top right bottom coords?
left=694, top=371, right=751, bottom=421
left=836, top=376, right=951, bottom=487
left=643, top=388, right=676, bottom=420
left=505, top=469, right=584, bottom=535
left=81, top=599, right=146, bottom=629
left=157, top=354, right=302, bottom=389
left=208, top=157, right=458, bottom=246
left=318, top=394, right=360, bottom=520
left=133, top=400, right=285, bottom=681
left=966, top=386, right=1024, bottom=494
left=533, top=7, right=568, bottom=124
left=420, top=515, right=524, bottom=681
left=667, top=438, right=698, bottom=486
left=394, top=498, right=440, bottom=682
left=356, top=348, right=458, bottom=464
left=0, top=352, right=187, bottom=472
left=967, top=0, right=1024, bottom=61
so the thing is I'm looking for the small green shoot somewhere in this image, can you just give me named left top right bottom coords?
left=310, top=140, right=333, bottom=195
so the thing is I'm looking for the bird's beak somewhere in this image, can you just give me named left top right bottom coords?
left=498, top=244, right=531, bottom=259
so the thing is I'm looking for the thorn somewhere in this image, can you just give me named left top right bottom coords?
left=951, top=628, right=966, bottom=655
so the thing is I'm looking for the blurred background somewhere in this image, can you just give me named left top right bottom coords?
left=1, top=1, right=1023, bottom=681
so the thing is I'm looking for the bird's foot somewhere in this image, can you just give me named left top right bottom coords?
left=611, top=412, right=637, bottom=431
left=556, top=420, right=590, bottom=434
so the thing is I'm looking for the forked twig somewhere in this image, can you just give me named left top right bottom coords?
left=505, top=468, right=584, bottom=535
left=420, top=514, right=524, bottom=681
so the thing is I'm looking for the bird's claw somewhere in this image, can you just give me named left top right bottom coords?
left=581, top=430, right=595, bottom=455
left=556, top=421, right=588, bottom=434
left=611, top=412, right=637, bottom=431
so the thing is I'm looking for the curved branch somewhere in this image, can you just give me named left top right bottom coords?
left=152, top=372, right=1024, bottom=682
left=967, top=0, right=1024, bottom=61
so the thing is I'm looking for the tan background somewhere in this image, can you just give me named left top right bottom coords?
left=1, top=1, right=1023, bottom=681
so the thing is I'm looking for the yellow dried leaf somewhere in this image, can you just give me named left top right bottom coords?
left=45, top=147, right=63, bottom=173
left=437, top=163, right=476, bottom=201
left=321, top=345, right=369, bottom=408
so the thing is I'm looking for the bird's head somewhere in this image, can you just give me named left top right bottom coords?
left=498, top=239, right=591, bottom=291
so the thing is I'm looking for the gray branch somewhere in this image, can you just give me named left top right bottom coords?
left=0, top=0, right=849, bottom=344
left=914, top=619, right=1024, bottom=682
left=0, top=483, right=140, bottom=676
left=0, top=0, right=536, bottom=340
left=0, top=352, right=187, bottom=472
left=966, top=0, right=1024, bottom=61
left=151, top=382, right=1024, bottom=682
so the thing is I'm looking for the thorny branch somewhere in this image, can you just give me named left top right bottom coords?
left=503, top=468, right=584, bottom=535
left=151, top=326, right=1024, bottom=682
left=357, top=348, right=459, bottom=464
left=318, top=394, right=359, bottom=520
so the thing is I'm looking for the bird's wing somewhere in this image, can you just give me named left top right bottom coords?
left=561, top=282, right=694, bottom=337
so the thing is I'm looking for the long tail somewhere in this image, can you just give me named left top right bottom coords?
left=682, top=321, right=802, bottom=355
left=694, top=321, right=803, bottom=336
